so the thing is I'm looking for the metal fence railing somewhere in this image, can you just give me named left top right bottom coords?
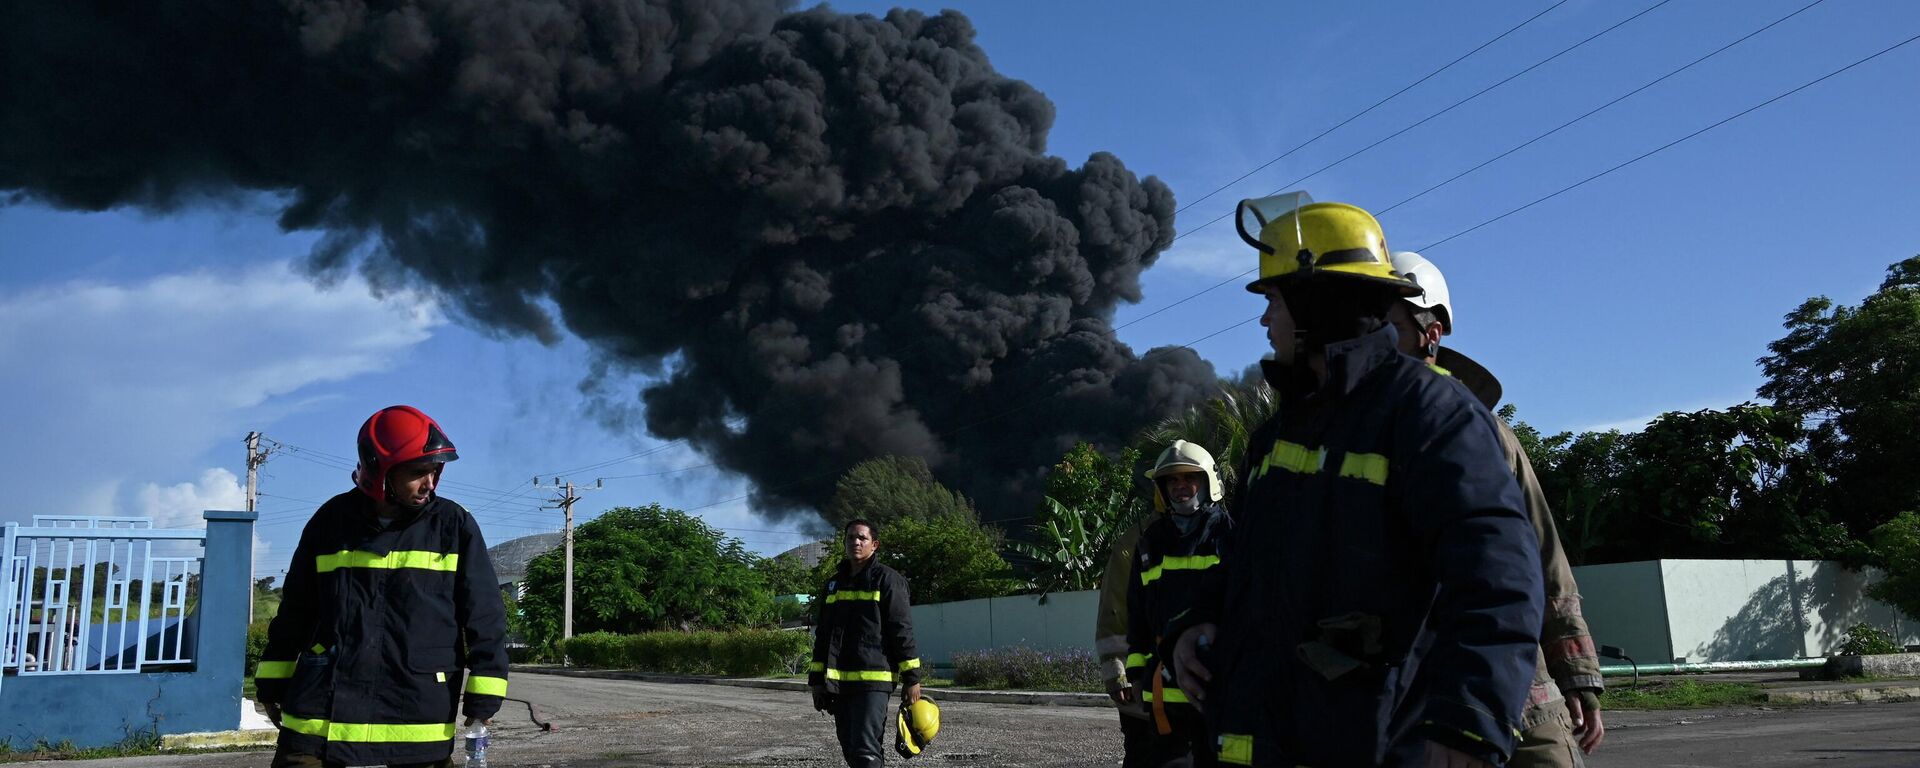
left=0, top=516, right=208, bottom=689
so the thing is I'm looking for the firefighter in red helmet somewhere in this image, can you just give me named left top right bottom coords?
left=255, top=405, right=509, bottom=768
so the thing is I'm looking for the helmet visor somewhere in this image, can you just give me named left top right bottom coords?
left=1235, top=190, right=1313, bottom=255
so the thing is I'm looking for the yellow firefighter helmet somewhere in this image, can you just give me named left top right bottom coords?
left=895, top=696, right=940, bottom=758
left=1145, top=439, right=1224, bottom=511
left=1236, top=191, right=1420, bottom=296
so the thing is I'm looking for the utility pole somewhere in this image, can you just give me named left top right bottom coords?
left=534, top=476, right=601, bottom=663
left=243, top=432, right=274, bottom=622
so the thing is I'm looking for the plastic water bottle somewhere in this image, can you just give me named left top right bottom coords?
left=463, top=724, right=489, bottom=767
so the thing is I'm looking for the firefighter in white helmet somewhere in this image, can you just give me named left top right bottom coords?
left=1119, top=440, right=1232, bottom=766
left=1388, top=251, right=1606, bottom=766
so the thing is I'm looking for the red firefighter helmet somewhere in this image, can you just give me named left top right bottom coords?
left=353, top=405, right=459, bottom=501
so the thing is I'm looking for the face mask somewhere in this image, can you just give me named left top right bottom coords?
left=1170, top=495, right=1202, bottom=515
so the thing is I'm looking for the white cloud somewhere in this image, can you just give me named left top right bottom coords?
left=0, top=262, right=441, bottom=530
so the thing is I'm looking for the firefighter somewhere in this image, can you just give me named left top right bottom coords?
left=1125, top=440, right=1232, bottom=767
left=1388, top=251, right=1606, bottom=765
left=810, top=519, right=922, bottom=767
left=1095, top=484, right=1163, bottom=758
left=254, top=405, right=509, bottom=768
left=1166, top=193, right=1544, bottom=767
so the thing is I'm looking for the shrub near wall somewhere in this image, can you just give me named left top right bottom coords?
left=953, top=646, right=1102, bottom=692
left=565, top=630, right=811, bottom=677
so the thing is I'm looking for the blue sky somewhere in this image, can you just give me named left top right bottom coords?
left=3, top=0, right=1916, bottom=579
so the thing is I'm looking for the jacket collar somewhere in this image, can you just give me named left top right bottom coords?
left=1263, top=324, right=1406, bottom=401
left=1435, top=346, right=1503, bottom=410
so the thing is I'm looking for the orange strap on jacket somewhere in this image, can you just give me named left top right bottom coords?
left=1151, top=662, right=1173, bottom=735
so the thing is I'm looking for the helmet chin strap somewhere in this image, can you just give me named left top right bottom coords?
left=1170, top=496, right=1202, bottom=515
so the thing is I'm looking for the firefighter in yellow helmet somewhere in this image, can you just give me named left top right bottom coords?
left=1388, top=251, right=1606, bottom=766
left=1119, top=440, right=1231, bottom=767
left=1164, top=193, right=1544, bottom=766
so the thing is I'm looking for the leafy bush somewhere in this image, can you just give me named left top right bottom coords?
left=1836, top=623, right=1904, bottom=656
left=564, top=629, right=810, bottom=676
left=952, top=646, right=1101, bottom=692
left=244, top=619, right=271, bottom=675
left=1868, top=511, right=1920, bottom=622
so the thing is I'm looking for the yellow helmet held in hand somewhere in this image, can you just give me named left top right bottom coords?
left=1237, top=191, right=1420, bottom=296
left=895, top=696, right=941, bottom=758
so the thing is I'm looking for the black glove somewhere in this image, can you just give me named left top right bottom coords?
left=811, top=686, right=836, bottom=712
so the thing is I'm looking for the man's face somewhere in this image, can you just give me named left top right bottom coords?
left=387, top=460, right=442, bottom=507
left=1160, top=471, right=1206, bottom=511
left=1387, top=301, right=1442, bottom=359
left=845, top=524, right=877, bottom=564
left=1259, top=286, right=1297, bottom=365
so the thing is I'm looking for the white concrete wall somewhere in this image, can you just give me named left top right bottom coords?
left=910, top=590, right=1098, bottom=666
left=908, top=562, right=1920, bottom=667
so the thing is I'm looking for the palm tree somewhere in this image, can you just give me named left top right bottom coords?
left=1135, top=377, right=1277, bottom=510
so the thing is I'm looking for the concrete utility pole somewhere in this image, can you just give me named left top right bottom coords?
left=243, top=432, right=274, bottom=622
left=534, top=476, right=602, bottom=663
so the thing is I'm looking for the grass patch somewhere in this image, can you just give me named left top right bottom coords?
left=0, top=732, right=163, bottom=762
left=1601, top=679, right=1766, bottom=710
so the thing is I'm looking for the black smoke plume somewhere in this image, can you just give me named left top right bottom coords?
left=2, top=0, right=1216, bottom=522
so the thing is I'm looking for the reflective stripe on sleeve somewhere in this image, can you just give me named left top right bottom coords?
left=1125, top=653, right=1152, bottom=669
left=897, top=658, right=921, bottom=673
left=315, top=550, right=459, bottom=573
left=808, top=661, right=826, bottom=673
left=825, top=590, right=881, bottom=604
left=465, top=675, right=508, bottom=696
left=1140, top=554, right=1223, bottom=586
left=255, top=660, right=295, bottom=679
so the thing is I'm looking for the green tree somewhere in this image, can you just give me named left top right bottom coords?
left=1504, top=406, right=1631, bottom=565
left=1760, top=255, right=1920, bottom=542
left=825, top=456, right=975, bottom=531
left=519, top=504, right=772, bottom=646
left=813, top=510, right=1019, bottom=605
left=753, top=551, right=817, bottom=597
left=1865, top=512, right=1920, bottom=622
left=1007, top=442, right=1148, bottom=595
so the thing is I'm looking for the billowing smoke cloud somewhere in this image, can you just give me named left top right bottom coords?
left=2, top=0, right=1215, bottom=521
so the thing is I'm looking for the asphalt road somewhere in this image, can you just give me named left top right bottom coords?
left=61, top=673, right=1919, bottom=767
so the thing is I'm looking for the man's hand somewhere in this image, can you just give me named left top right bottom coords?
left=1422, top=741, right=1494, bottom=768
left=903, top=683, right=922, bottom=705
left=810, top=684, right=835, bottom=713
left=1170, top=623, right=1217, bottom=711
left=1566, top=690, right=1605, bottom=754
left=1105, top=678, right=1133, bottom=706
left=262, top=702, right=282, bottom=727
left=462, top=716, right=493, bottom=727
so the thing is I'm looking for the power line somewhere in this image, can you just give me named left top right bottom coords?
left=1173, top=0, right=1677, bottom=244
left=1174, top=1, right=1571, bottom=216
left=1414, top=30, right=1920, bottom=253
left=1376, top=0, right=1828, bottom=216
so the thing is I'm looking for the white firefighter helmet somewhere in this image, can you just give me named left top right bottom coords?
left=1144, top=440, right=1223, bottom=511
left=1390, top=251, right=1452, bottom=335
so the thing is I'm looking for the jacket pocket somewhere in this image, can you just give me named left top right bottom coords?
left=406, top=643, right=460, bottom=674
left=283, top=651, right=335, bottom=720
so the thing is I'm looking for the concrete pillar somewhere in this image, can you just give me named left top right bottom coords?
left=200, top=510, right=256, bottom=711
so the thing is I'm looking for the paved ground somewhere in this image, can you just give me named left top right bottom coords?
left=55, top=674, right=1920, bottom=767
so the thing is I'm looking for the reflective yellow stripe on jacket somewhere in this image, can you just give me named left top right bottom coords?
left=1125, top=653, right=1152, bottom=670
left=1139, top=554, right=1222, bottom=586
left=1141, top=688, right=1189, bottom=704
left=255, top=660, right=295, bottom=679
left=315, top=550, right=459, bottom=573
left=825, top=590, right=881, bottom=604
left=280, top=716, right=457, bottom=743
left=824, top=668, right=896, bottom=682
left=1250, top=439, right=1392, bottom=486
left=897, top=658, right=921, bottom=673
left=464, top=675, right=508, bottom=697
left=1218, top=733, right=1254, bottom=765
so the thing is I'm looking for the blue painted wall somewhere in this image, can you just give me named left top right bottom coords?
left=0, top=510, right=254, bottom=748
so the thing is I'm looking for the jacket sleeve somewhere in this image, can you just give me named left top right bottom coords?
left=255, top=518, right=322, bottom=705
left=455, top=511, right=510, bottom=721
left=1095, top=519, right=1147, bottom=686
left=808, top=578, right=829, bottom=686
left=1402, top=394, right=1544, bottom=763
left=1502, top=424, right=1603, bottom=693
left=1124, top=534, right=1154, bottom=693
left=882, top=569, right=922, bottom=688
